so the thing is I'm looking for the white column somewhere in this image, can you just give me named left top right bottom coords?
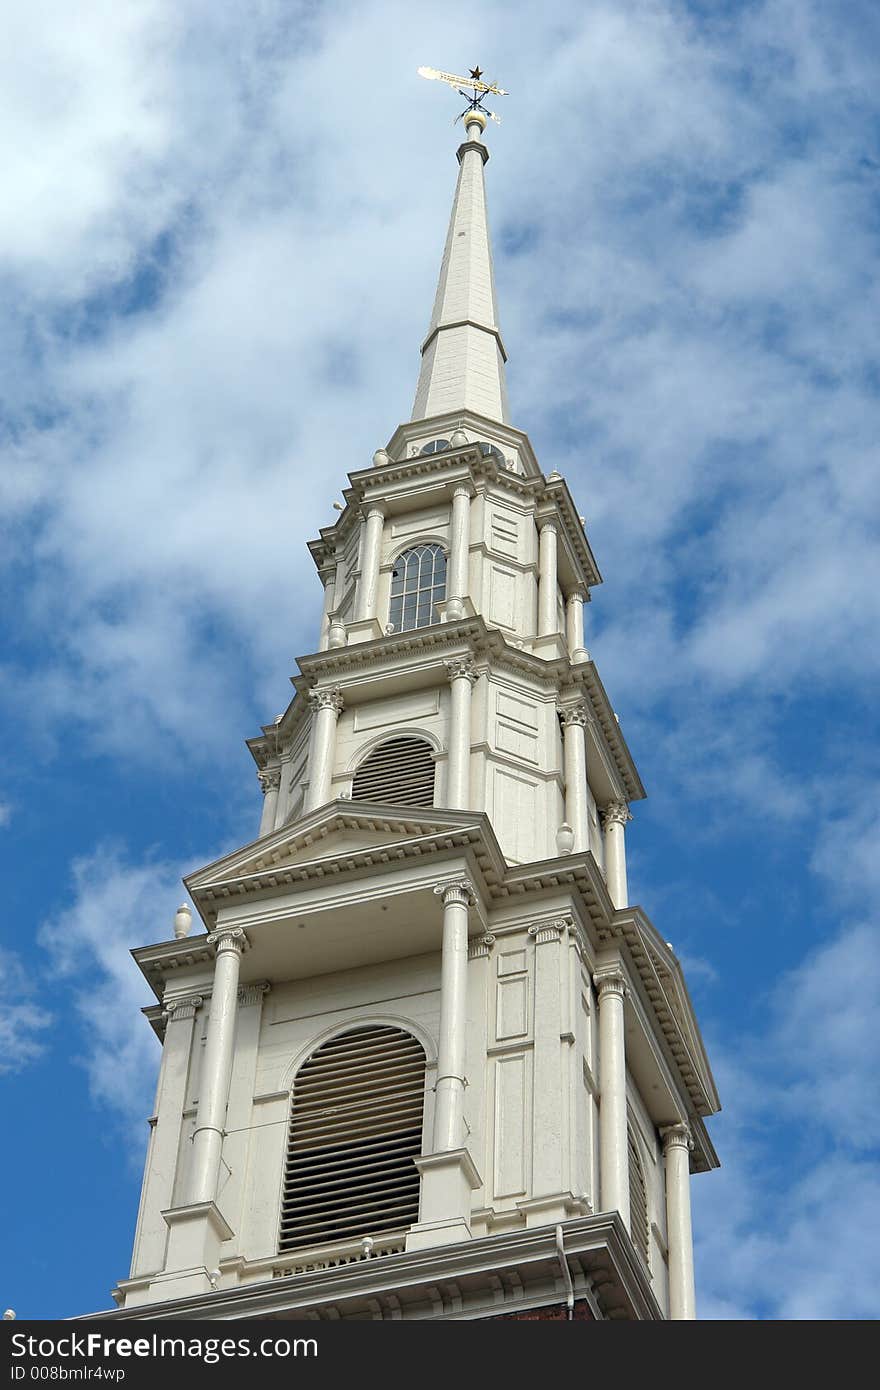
left=446, top=485, right=472, bottom=621
left=354, top=505, right=384, bottom=622
left=130, top=993, right=202, bottom=1277
left=327, top=557, right=347, bottom=648
left=529, top=919, right=567, bottom=1197
left=257, top=767, right=281, bottom=836
left=304, top=688, right=343, bottom=812
left=565, top=586, right=589, bottom=662
left=601, top=801, right=632, bottom=908
left=560, top=704, right=589, bottom=853
left=318, top=568, right=336, bottom=651
left=444, top=658, right=477, bottom=810
left=662, top=1123, right=697, bottom=1320
left=220, top=983, right=270, bottom=1249
left=189, top=927, right=248, bottom=1206
left=593, top=966, right=630, bottom=1226
left=432, top=879, right=474, bottom=1153
left=538, top=520, right=559, bottom=637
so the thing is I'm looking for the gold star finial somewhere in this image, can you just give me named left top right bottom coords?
left=470, top=66, right=483, bottom=81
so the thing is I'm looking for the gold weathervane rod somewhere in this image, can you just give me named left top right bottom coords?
left=418, top=64, right=509, bottom=125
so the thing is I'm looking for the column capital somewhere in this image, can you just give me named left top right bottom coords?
left=451, top=482, right=473, bottom=501
left=566, top=584, right=588, bottom=603
left=364, top=502, right=386, bottom=522
left=661, top=1122, right=694, bottom=1155
left=600, top=800, right=632, bottom=829
left=558, top=702, right=590, bottom=728
left=444, top=656, right=478, bottom=686
left=468, top=933, right=495, bottom=961
left=308, top=686, right=344, bottom=716
left=257, top=767, right=281, bottom=794
left=528, top=917, right=568, bottom=945
left=593, top=966, right=629, bottom=1000
left=162, top=994, right=203, bottom=1023
left=433, top=878, right=475, bottom=908
left=238, top=981, right=270, bottom=1008
left=539, top=518, right=558, bottom=535
left=207, top=926, right=249, bottom=957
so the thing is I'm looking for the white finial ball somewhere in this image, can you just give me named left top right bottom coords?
left=449, top=428, right=468, bottom=447
left=556, top=823, right=575, bottom=856
left=465, top=110, right=487, bottom=135
left=3, top=1310, right=16, bottom=1320
left=373, top=448, right=389, bottom=466
left=548, top=469, right=561, bottom=480
left=173, top=904, right=193, bottom=940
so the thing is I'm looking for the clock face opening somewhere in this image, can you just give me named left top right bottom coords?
left=419, top=438, right=450, bottom=456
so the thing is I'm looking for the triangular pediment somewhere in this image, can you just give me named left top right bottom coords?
left=184, top=800, right=490, bottom=894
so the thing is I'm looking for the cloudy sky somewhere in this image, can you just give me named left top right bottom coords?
left=1, top=0, right=878, bottom=1320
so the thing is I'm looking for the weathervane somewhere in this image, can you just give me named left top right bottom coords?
left=417, top=64, right=509, bottom=125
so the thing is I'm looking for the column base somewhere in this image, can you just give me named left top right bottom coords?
left=435, top=597, right=475, bottom=624
left=406, top=1149, right=481, bottom=1251
left=163, top=1201, right=233, bottom=1277
left=531, top=632, right=568, bottom=661
left=346, top=617, right=384, bottom=644
left=516, top=1192, right=591, bottom=1229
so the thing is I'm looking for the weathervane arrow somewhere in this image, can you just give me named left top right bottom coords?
left=418, top=64, right=509, bottom=124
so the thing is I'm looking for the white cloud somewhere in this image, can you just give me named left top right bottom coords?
left=0, top=947, right=52, bottom=1071
left=38, top=843, right=190, bottom=1141
left=0, top=0, right=876, bottom=772
left=694, top=919, right=880, bottom=1318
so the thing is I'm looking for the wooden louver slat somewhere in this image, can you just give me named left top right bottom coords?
left=351, top=737, right=435, bottom=808
left=280, top=1024, right=426, bottom=1253
left=628, top=1128, right=651, bottom=1265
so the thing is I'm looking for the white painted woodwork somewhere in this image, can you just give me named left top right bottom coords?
left=189, top=929, right=247, bottom=1205
left=537, top=521, right=559, bottom=637
left=432, top=881, right=472, bottom=1153
left=303, top=690, right=342, bottom=812
left=594, top=967, right=630, bottom=1226
left=115, top=108, right=717, bottom=1323
left=445, top=661, right=475, bottom=810
left=566, top=588, right=588, bottom=662
left=355, top=506, right=384, bottom=622
left=663, top=1125, right=697, bottom=1320
left=412, top=116, right=509, bottom=424
left=446, top=485, right=471, bottom=619
left=130, top=995, right=200, bottom=1276
left=602, top=803, right=630, bottom=908
left=561, top=708, right=589, bottom=853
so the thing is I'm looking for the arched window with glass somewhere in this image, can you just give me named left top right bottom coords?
left=388, top=544, right=447, bottom=633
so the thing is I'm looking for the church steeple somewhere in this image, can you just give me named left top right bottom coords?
left=412, top=110, right=509, bottom=424
left=98, top=88, right=720, bottom=1325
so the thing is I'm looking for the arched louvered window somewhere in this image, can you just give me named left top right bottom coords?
left=628, top=1125, right=651, bottom=1266
left=351, top=736, right=435, bottom=807
left=388, top=544, right=446, bottom=632
left=280, top=1025, right=426, bottom=1254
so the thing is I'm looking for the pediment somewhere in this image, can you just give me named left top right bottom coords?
left=184, top=800, right=487, bottom=893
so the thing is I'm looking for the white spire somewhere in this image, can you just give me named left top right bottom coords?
left=412, top=111, right=509, bottom=424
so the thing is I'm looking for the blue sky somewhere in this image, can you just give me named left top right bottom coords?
left=1, top=0, right=878, bottom=1320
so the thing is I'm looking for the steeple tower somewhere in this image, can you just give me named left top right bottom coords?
left=95, top=98, right=720, bottom=1325
left=412, top=110, right=509, bottom=424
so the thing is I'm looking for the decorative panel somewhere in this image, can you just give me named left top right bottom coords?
left=493, top=1054, right=526, bottom=1198
left=496, top=976, right=528, bottom=1040
left=354, top=691, right=439, bottom=732
left=490, top=509, right=519, bottom=558
left=493, top=768, right=538, bottom=863
left=489, top=564, right=517, bottom=630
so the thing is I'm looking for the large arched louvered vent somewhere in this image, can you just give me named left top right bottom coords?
left=628, top=1126, right=651, bottom=1265
left=351, top=737, right=435, bottom=807
left=280, top=1025, right=426, bottom=1254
